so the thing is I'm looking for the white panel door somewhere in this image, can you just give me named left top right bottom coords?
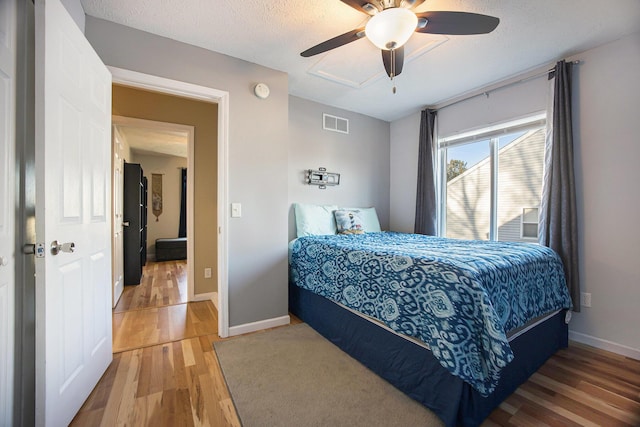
left=0, top=0, right=17, bottom=424
left=34, top=0, right=112, bottom=425
left=112, top=127, right=124, bottom=307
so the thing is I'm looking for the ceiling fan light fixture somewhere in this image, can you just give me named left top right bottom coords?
left=365, top=7, right=418, bottom=50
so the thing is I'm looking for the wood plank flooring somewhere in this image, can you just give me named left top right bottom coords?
left=72, top=261, right=640, bottom=426
left=114, top=260, right=187, bottom=313
left=73, top=260, right=241, bottom=426
left=484, top=342, right=640, bottom=426
left=71, top=334, right=239, bottom=427
left=112, top=301, right=218, bottom=353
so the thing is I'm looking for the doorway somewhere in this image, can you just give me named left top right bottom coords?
left=107, top=71, right=229, bottom=338
left=111, top=116, right=195, bottom=307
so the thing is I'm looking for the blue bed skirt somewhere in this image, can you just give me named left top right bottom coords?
left=289, top=282, right=568, bottom=427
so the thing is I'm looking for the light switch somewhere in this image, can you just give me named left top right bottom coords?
left=231, top=203, right=242, bottom=218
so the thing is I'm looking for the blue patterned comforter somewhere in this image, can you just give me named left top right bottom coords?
left=289, top=232, right=572, bottom=396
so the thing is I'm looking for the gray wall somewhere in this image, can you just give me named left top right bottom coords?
left=569, top=32, right=640, bottom=354
left=288, top=96, right=390, bottom=240
left=389, top=32, right=640, bottom=355
left=84, top=17, right=289, bottom=328
left=389, top=113, right=420, bottom=233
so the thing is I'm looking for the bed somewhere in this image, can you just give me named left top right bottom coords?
left=288, top=204, right=572, bottom=427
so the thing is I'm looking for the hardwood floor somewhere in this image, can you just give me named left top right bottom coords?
left=72, top=260, right=242, bottom=426
left=112, top=301, right=218, bottom=353
left=483, top=342, right=640, bottom=426
left=114, top=260, right=188, bottom=313
left=72, top=261, right=640, bottom=426
left=71, top=334, right=239, bottom=426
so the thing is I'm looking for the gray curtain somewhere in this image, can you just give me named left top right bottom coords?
left=414, top=109, right=437, bottom=235
left=539, top=60, right=580, bottom=311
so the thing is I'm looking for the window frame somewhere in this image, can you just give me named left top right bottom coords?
left=437, top=113, right=546, bottom=240
left=520, top=207, right=540, bottom=240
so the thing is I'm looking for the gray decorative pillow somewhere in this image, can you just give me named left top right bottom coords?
left=334, top=210, right=365, bottom=235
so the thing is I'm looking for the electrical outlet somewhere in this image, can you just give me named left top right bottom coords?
left=204, top=268, right=212, bottom=279
left=580, top=292, right=592, bottom=307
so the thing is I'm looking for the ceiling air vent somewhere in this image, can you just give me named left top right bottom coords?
left=323, top=113, right=349, bottom=134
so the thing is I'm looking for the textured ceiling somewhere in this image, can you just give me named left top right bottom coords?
left=116, top=125, right=188, bottom=158
left=81, top=0, right=640, bottom=122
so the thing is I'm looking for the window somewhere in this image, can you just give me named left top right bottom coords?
left=521, top=208, right=539, bottom=239
left=438, top=114, right=546, bottom=243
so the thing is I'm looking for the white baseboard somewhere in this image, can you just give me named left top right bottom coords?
left=228, top=315, right=291, bottom=337
left=569, top=330, right=640, bottom=360
left=192, top=291, right=217, bottom=309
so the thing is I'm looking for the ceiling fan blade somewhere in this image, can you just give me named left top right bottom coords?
left=340, top=0, right=379, bottom=15
left=381, top=46, right=405, bottom=78
left=415, top=11, right=499, bottom=35
left=301, top=27, right=366, bottom=57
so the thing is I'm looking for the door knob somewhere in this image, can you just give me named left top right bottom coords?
left=0, top=256, right=8, bottom=266
left=122, top=221, right=130, bottom=227
left=51, top=240, right=75, bottom=255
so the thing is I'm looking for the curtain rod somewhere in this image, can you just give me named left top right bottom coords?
left=433, top=60, right=581, bottom=111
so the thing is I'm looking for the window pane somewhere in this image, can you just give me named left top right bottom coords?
left=522, top=223, right=538, bottom=238
left=523, top=207, right=538, bottom=223
left=445, top=140, right=491, bottom=240
left=496, top=129, right=545, bottom=243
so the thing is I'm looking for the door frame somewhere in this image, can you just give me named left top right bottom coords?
left=110, top=124, right=125, bottom=307
left=109, top=67, right=230, bottom=337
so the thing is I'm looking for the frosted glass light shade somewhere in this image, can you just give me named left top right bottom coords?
left=365, top=8, right=418, bottom=50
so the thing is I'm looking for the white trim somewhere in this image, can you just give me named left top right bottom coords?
left=569, top=330, right=640, bottom=361
left=439, top=112, right=546, bottom=146
left=217, top=93, right=230, bottom=338
left=191, top=291, right=218, bottom=308
left=108, top=66, right=230, bottom=339
left=228, top=315, right=291, bottom=337
left=211, top=291, right=219, bottom=310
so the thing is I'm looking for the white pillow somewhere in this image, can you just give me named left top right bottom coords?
left=344, top=207, right=382, bottom=232
left=294, top=203, right=338, bottom=237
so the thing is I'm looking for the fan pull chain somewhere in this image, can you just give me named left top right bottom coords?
left=390, top=49, right=397, bottom=94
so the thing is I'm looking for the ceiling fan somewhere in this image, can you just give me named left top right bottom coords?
left=301, top=0, right=499, bottom=87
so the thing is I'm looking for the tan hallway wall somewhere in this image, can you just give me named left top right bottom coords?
left=113, top=84, right=218, bottom=295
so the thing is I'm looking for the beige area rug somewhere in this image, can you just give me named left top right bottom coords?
left=214, top=323, right=444, bottom=427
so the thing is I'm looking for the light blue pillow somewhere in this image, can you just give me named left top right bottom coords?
left=344, top=207, right=382, bottom=232
left=294, top=203, right=338, bottom=237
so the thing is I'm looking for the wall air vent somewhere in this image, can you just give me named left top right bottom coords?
left=323, top=113, right=349, bottom=134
